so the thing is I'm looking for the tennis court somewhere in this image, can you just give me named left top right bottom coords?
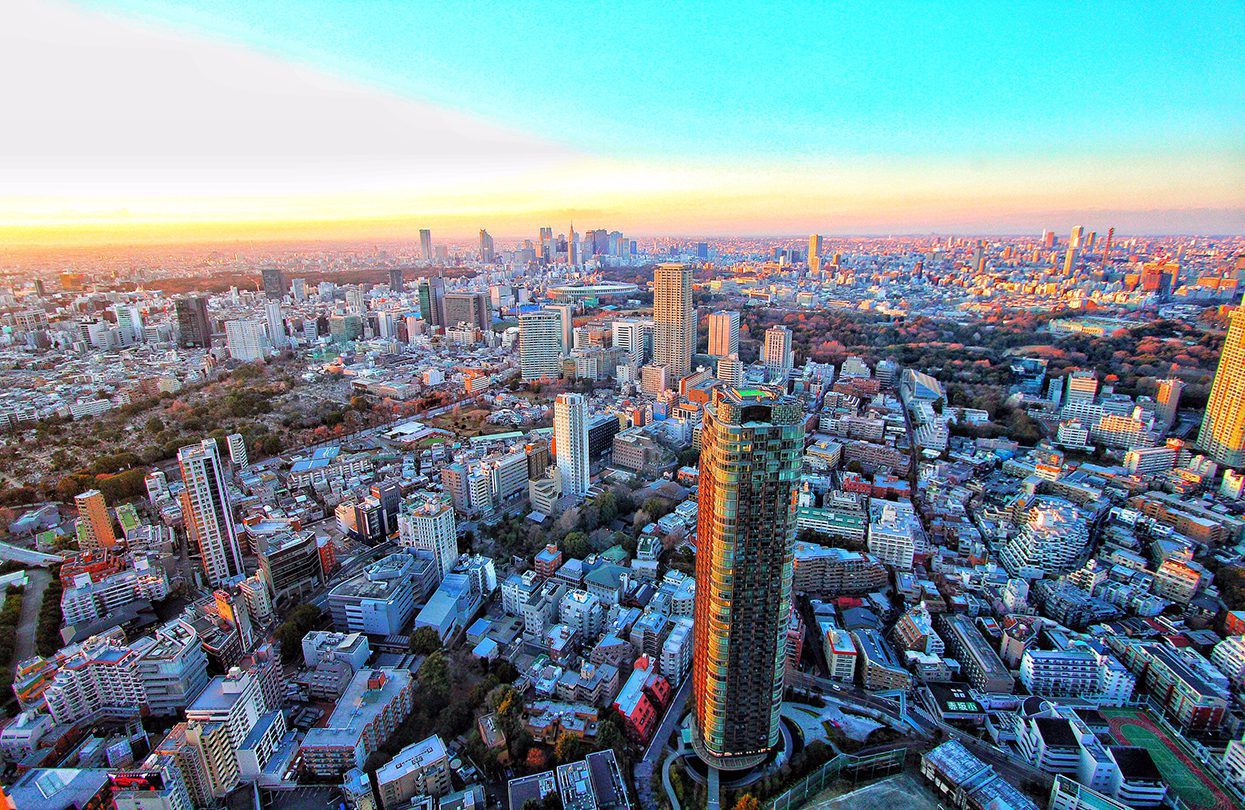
left=1101, top=708, right=1235, bottom=810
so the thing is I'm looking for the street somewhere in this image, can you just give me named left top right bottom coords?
left=636, top=674, right=692, bottom=810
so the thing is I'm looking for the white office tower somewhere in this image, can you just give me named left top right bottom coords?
left=178, top=439, right=244, bottom=587
left=114, top=304, right=144, bottom=345
left=612, top=318, right=652, bottom=366
left=397, top=498, right=458, bottom=580
left=264, top=300, right=286, bottom=348
left=547, top=303, right=574, bottom=354
left=716, top=356, right=744, bottom=388
left=377, top=310, right=395, bottom=340
left=291, top=277, right=307, bottom=302
left=519, top=310, right=564, bottom=381
left=763, top=325, right=793, bottom=381
left=1000, top=497, right=1089, bottom=579
left=225, top=433, right=248, bottom=468
left=554, top=393, right=591, bottom=499
left=224, top=319, right=270, bottom=362
left=652, top=263, right=695, bottom=380
left=1064, top=369, right=1098, bottom=405
left=707, top=310, right=740, bottom=358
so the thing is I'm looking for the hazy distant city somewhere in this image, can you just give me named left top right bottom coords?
left=0, top=225, right=1243, bottom=810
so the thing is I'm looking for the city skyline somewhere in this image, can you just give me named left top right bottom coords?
left=3, top=1, right=1243, bottom=246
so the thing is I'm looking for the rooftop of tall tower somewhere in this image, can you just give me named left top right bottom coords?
left=710, top=385, right=802, bottom=426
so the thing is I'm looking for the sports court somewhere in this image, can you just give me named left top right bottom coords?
left=1100, top=707, right=1236, bottom=810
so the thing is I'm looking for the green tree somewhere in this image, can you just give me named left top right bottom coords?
left=409, top=626, right=443, bottom=655
left=642, top=497, right=672, bottom=520
left=562, top=531, right=590, bottom=559
left=595, top=491, right=619, bottom=526
left=420, top=651, right=451, bottom=700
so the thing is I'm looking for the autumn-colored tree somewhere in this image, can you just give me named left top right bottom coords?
left=525, top=746, right=550, bottom=771
left=733, top=794, right=761, bottom=810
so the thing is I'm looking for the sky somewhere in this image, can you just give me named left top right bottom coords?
left=2, top=0, right=1243, bottom=245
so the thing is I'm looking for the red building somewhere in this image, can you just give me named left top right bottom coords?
left=317, top=536, right=337, bottom=576
left=612, top=657, right=671, bottom=744
left=534, top=544, right=563, bottom=580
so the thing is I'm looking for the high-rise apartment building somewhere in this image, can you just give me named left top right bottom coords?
left=554, top=393, right=591, bottom=500
left=225, top=433, right=247, bottom=468
left=715, top=356, right=744, bottom=388
left=1198, top=300, right=1245, bottom=468
left=519, top=310, right=564, bottom=381
left=653, top=263, right=694, bottom=382
left=224, top=320, right=270, bottom=362
left=74, top=489, right=116, bottom=553
left=1155, top=378, right=1183, bottom=431
left=179, top=439, right=244, bottom=587
left=692, top=387, right=803, bottom=770
left=763, top=325, right=793, bottom=381
left=419, top=229, right=433, bottom=260
left=707, top=310, right=740, bottom=358
left=398, top=498, right=458, bottom=580
left=264, top=300, right=286, bottom=349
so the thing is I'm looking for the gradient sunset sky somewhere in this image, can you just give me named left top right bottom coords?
left=3, top=0, right=1243, bottom=245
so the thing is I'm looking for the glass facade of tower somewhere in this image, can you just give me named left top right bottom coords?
left=691, top=386, right=804, bottom=770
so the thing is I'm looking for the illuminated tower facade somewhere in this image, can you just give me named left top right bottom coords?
left=707, top=310, right=740, bottom=358
left=1198, top=301, right=1245, bottom=468
left=808, top=233, right=823, bottom=274
left=75, top=489, right=116, bottom=553
left=1155, top=378, right=1183, bottom=432
left=652, top=263, right=694, bottom=380
left=692, top=386, right=804, bottom=770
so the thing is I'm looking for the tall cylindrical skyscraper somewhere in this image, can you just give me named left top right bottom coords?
left=692, top=386, right=804, bottom=770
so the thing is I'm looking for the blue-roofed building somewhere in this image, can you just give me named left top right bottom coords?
left=414, top=571, right=485, bottom=642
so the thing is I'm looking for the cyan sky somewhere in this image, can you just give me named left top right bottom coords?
left=84, top=0, right=1244, bottom=159
left=2, top=0, right=1242, bottom=243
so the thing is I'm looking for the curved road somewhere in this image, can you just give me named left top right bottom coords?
left=661, top=751, right=681, bottom=810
